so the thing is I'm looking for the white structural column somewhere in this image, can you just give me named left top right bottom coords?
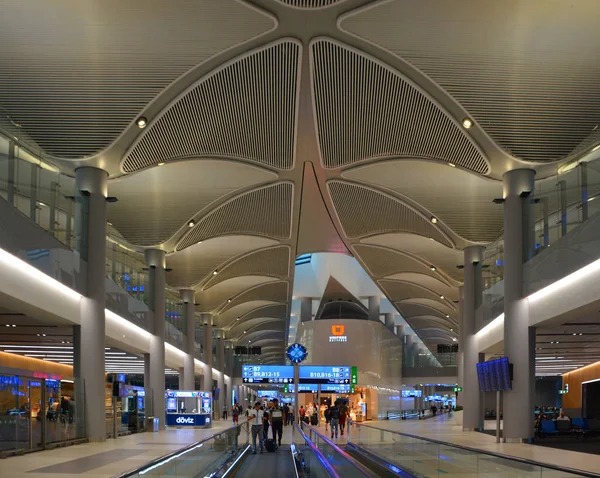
left=300, top=297, right=312, bottom=322
left=384, top=313, right=395, bottom=332
left=404, top=335, right=415, bottom=368
left=456, top=286, right=465, bottom=407
left=216, top=332, right=225, bottom=420
left=462, top=246, right=485, bottom=431
left=202, top=314, right=213, bottom=391
left=74, top=167, right=107, bottom=442
left=181, top=289, right=196, bottom=390
left=368, top=296, right=380, bottom=322
left=145, top=249, right=166, bottom=429
left=503, top=169, right=536, bottom=442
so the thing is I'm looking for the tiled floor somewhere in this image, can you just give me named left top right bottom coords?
left=356, top=412, right=600, bottom=476
left=2, top=417, right=247, bottom=478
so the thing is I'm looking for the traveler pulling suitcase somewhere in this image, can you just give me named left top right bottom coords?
left=310, top=413, right=318, bottom=426
left=264, top=438, right=278, bottom=452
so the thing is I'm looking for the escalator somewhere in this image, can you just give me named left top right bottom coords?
left=230, top=443, right=297, bottom=477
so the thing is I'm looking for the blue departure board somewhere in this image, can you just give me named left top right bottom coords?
left=288, top=383, right=352, bottom=393
left=476, top=357, right=512, bottom=392
left=242, top=365, right=294, bottom=384
left=299, top=366, right=351, bottom=384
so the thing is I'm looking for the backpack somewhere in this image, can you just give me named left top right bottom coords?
left=330, top=407, right=340, bottom=420
left=264, top=438, right=277, bottom=452
left=324, top=409, right=331, bottom=420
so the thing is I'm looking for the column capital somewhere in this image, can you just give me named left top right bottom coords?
left=145, top=248, right=166, bottom=269
left=502, top=169, right=535, bottom=198
left=75, top=167, right=108, bottom=196
left=180, top=289, right=195, bottom=304
left=201, top=313, right=213, bottom=326
left=464, top=245, right=485, bottom=265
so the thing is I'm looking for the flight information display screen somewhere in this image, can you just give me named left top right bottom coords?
left=299, top=366, right=351, bottom=384
left=242, top=365, right=294, bottom=384
left=476, top=357, right=512, bottom=392
left=401, top=390, right=423, bottom=398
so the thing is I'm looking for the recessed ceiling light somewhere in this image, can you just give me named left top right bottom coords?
left=12, top=324, right=16, bottom=327
left=188, top=220, right=196, bottom=228
left=236, top=318, right=240, bottom=321
left=446, top=314, right=450, bottom=318
left=462, top=118, right=473, bottom=129
left=440, top=295, right=444, bottom=300
left=227, top=299, right=232, bottom=303
left=573, top=333, right=577, bottom=336
left=213, top=270, right=218, bottom=275
left=452, top=337, right=457, bottom=342
left=430, top=217, right=438, bottom=224
left=5, top=325, right=9, bottom=327
left=37, top=201, right=47, bottom=207
left=430, top=265, right=436, bottom=271
left=450, top=328, right=453, bottom=332
left=157, top=162, right=165, bottom=166
left=448, top=163, right=456, bottom=168
left=243, top=331, right=247, bottom=334
left=136, top=117, right=148, bottom=128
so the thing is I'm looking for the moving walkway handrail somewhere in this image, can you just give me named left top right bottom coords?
left=293, top=422, right=340, bottom=478
left=352, top=422, right=600, bottom=478
left=300, top=422, right=376, bottom=477
left=114, top=422, right=249, bottom=478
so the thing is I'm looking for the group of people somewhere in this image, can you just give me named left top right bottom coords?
left=248, top=398, right=287, bottom=454
left=323, top=400, right=349, bottom=439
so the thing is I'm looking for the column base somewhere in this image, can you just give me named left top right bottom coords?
left=462, top=427, right=483, bottom=432
left=503, top=438, right=531, bottom=444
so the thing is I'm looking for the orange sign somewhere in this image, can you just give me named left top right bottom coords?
left=331, top=325, right=345, bottom=336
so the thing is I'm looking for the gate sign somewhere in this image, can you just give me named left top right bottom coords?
left=242, top=365, right=294, bottom=384
left=299, top=366, right=351, bottom=384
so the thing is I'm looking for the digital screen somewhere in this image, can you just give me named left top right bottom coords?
left=476, top=357, right=512, bottom=392
left=401, top=390, right=422, bottom=398
left=242, top=365, right=294, bottom=384
left=116, top=373, right=126, bottom=383
left=287, top=384, right=318, bottom=393
left=299, top=366, right=351, bottom=384
left=258, top=390, right=278, bottom=398
left=288, top=383, right=352, bottom=393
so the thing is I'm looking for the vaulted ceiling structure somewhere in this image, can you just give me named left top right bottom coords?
left=1, top=0, right=599, bottom=363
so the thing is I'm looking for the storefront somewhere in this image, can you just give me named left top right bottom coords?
left=165, top=390, right=212, bottom=428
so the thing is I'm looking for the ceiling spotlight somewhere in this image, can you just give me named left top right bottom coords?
left=188, top=220, right=196, bottom=228
left=243, top=330, right=247, bottom=334
left=5, top=324, right=10, bottom=327
left=213, top=270, right=218, bottom=275
left=157, top=162, right=165, bottom=166
left=430, top=217, right=438, bottom=224
left=448, top=163, right=456, bottom=168
left=136, top=117, right=148, bottom=128
left=452, top=337, right=457, bottom=342
left=450, top=328, right=453, bottom=332
left=446, top=314, right=450, bottom=318
left=12, top=324, right=16, bottom=327
left=579, top=333, right=583, bottom=336
left=573, top=333, right=577, bottom=336
left=462, top=118, right=473, bottom=129
left=37, top=201, right=47, bottom=207
left=430, top=265, right=436, bottom=271
left=236, top=318, right=240, bottom=321
left=440, top=295, right=445, bottom=300
left=227, top=299, right=232, bottom=303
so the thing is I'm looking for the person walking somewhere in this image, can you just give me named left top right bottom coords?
left=232, top=402, right=240, bottom=425
left=329, top=401, right=340, bottom=439
left=283, top=403, right=289, bottom=426
left=339, top=401, right=348, bottom=436
left=248, top=402, right=264, bottom=454
left=324, top=405, right=331, bottom=432
left=269, top=398, right=284, bottom=447
left=299, top=405, right=306, bottom=423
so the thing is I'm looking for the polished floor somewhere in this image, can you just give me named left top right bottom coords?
left=360, top=412, right=600, bottom=476
left=2, top=417, right=247, bottom=478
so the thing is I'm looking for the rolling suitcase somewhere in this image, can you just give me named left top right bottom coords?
left=310, top=414, right=318, bottom=426
left=264, top=438, right=278, bottom=452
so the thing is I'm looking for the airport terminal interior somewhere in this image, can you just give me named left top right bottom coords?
left=2, top=0, right=600, bottom=476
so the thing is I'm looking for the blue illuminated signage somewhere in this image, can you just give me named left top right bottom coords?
left=401, top=390, right=422, bottom=398
left=286, top=343, right=308, bottom=363
left=299, top=366, right=351, bottom=384
left=288, top=383, right=352, bottom=393
left=258, top=390, right=279, bottom=398
left=165, top=414, right=211, bottom=427
left=242, top=365, right=294, bottom=384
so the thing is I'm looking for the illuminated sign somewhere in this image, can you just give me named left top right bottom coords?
left=258, top=390, right=279, bottom=398
left=242, top=365, right=294, bottom=384
left=300, top=366, right=351, bottom=384
left=401, top=390, right=422, bottom=398
left=287, top=383, right=354, bottom=394
left=329, top=325, right=347, bottom=342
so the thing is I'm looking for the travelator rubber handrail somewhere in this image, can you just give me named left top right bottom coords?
left=114, top=422, right=250, bottom=478
left=300, top=422, right=378, bottom=477
left=351, top=422, right=600, bottom=478
left=293, top=422, right=339, bottom=478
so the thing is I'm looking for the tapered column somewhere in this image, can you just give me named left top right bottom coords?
left=145, top=249, right=166, bottom=429
left=178, top=368, right=185, bottom=390
left=202, top=314, right=213, bottom=391
left=74, top=167, right=108, bottom=442
left=216, top=331, right=225, bottom=420
left=457, top=286, right=465, bottom=407
left=300, top=297, right=312, bottom=322
left=384, top=313, right=395, bottom=332
left=404, top=335, right=415, bottom=368
left=503, top=169, right=536, bottom=442
left=368, top=296, right=380, bottom=322
left=462, top=246, right=485, bottom=431
left=180, top=289, right=196, bottom=390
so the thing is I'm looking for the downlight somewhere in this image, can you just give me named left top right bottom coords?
left=430, top=217, right=438, bottom=224
left=188, top=220, right=196, bottom=228
left=136, top=117, right=148, bottom=128
left=462, top=118, right=473, bottom=129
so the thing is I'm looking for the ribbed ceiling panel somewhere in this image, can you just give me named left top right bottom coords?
left=275, top=0, right=345, bottom=7
left=123, top=40, right=301, bottom=172
left=177, top=182, right=293, bottom=251
left=395, top=302, right=450, bottom=322
left=343, top=160, right=503, bottom=243
left=204, top=246, right=291, bottom=289
left=240, top=304, right=288, bottom=322
left=328, top=181, right=453, bottom=247
left=311, top=39, right=488, bottom=173
left=0, top=0, right=275, bottom=159
left=220, top=281, right=289, bottom=314
left=353, top=244, right=441, bottom=281
left=108, top=160, right=277, bottom=246
left=340, top=0, right=600, bottom=163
